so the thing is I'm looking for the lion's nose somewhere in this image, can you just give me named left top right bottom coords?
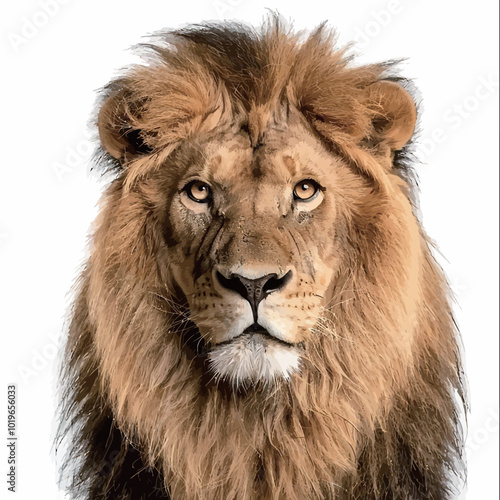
left=216, top=270, right=292, bottom=322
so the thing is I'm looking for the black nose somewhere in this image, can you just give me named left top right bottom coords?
left=216, top=270, right=292, bottom=322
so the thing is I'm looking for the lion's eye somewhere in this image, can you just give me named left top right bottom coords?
left=185, top=181, right=212, bottom=203
left=293, top=179, right=321, bottom=202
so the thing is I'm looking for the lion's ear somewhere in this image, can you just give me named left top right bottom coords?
left=367, top=81, right=417, bottom=150
left=97, top=90, right=154, bottom=163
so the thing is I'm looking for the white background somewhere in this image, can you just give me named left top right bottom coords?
left=1, top=1, right=498, bottom=498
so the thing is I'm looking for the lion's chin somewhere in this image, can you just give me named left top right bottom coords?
left=207, top=333, right=302, bottom=387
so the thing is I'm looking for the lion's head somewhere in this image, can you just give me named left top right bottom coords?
left=60, top=16, right=465, bottom=500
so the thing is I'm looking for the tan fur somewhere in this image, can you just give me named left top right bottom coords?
left=60, top=15, right=465, bottom=500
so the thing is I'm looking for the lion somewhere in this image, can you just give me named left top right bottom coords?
left=58, top=15, right=466, bottom=500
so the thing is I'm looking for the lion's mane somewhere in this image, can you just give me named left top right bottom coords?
left=58, top=15, right=466, bottom=500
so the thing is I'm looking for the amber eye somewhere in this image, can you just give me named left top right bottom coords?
left=185, top=181, right=212, bottom=203
left=293, top=179, right=321, bottom=201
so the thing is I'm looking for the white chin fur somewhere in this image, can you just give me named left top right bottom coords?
left=208, top=333, right=302, bottom=387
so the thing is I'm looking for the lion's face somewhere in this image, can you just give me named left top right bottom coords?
left=163, top=114, right=344, bottom=385
left=95, top=32, right=419, bottom=394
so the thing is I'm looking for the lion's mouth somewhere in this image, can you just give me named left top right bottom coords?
left=207, top=324, right=303, bottom=385
left=215, top=322, right=296, bottom=349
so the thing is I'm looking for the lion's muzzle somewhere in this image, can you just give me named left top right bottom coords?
left=215, top=269, right=293, bottom=322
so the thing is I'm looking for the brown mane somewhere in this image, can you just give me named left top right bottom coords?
left=58, top=15, right=466, bottom=500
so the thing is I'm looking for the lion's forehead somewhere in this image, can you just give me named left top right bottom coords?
left=196, top=126, right=336, bottom=192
